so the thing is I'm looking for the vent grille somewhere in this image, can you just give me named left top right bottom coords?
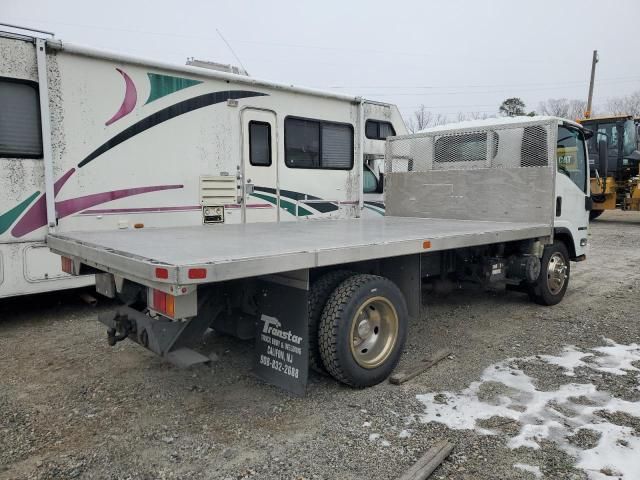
left=200, top=176, right=237, bottom=206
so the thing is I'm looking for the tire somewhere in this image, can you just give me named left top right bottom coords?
left=589, top=209, right=604, bottom=221
left=529, top=241, right=570, bottom=306
left=318, top=274, right=408, bottom=388
left=308, top=270, right=355, bottom=373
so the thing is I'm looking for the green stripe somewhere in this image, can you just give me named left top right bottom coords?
left=0, top=191, right=40, bottom=235
left=145, top=73, right=202, bottom=104
left=250, top=192, right=313, bottom=217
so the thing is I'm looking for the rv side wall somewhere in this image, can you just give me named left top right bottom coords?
left=0, top=35, right=405, bottom=298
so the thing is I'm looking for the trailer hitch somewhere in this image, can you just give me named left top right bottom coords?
left=106, top=313, right=135, bottom=346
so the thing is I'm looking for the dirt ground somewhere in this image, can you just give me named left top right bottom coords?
left=1, top=210, right=639, bottom=480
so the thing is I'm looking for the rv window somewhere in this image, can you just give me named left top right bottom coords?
left=285, top=117, right=353, bottom=170
left=365, top=120, right=396, bottom=140
left=249, top=121, right=272, bottom=166
left=0, top=79, right=42, bottom=158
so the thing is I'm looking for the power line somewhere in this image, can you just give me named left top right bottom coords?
left=325, top=75, right=640, bottom=90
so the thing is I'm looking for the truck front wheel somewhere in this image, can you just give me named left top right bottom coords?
left=529, top=241, right=570, bottom=306
left=318, top=274, right=408, bottom=387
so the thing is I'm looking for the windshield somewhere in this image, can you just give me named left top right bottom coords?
left=557, top=126, right=587, bottom=192
left=594, top=120, right=637, bottom=157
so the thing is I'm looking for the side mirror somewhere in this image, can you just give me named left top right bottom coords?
left=598, top=139, right=608, bottom=178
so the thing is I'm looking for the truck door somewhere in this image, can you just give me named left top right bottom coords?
left=555, top=125, right=590, bottom=251
left=241, top=109, right=278, bottom=223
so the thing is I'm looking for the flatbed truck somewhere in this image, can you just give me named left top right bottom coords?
left=47, top=117, right=595, bottom=394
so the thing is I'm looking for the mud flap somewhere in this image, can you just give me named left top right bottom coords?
left=254, top=277, right=309, bottom=396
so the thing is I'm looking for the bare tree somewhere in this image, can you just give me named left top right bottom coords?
left=468, top=111, right=490, bottom=121
left=537, top=98, right=570, bottom=118
left=406, top=105, right=448, bottom=133
left=568, top=99, right=588, bottom=119
left=605, top=90, right=640, bottom=117
left=537, top=98, right=588, bottom=119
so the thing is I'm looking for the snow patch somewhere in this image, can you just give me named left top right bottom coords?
left=416, top=340, right=640, bottom=479
left=398, top=429, right=412, bottom=439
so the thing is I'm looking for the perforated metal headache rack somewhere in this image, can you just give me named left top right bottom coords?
left=48, top=117, right=560, bottom=289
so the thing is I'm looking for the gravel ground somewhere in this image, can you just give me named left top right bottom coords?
left=1, top=210, right=639, bottom=480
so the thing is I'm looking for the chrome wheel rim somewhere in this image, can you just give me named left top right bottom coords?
left=547, top=252, right=568, bottom=295
left=349, top=296, right=399, bottom=369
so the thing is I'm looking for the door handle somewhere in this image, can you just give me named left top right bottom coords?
left=556, top=196, right=562, bottom=217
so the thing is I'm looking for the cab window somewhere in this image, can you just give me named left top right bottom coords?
left=556, top=126, right=587, bottom=192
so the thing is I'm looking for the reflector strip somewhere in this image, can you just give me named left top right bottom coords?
left=423, top=240, right=432, bottom=249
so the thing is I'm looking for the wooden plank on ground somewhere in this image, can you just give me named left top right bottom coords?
left=389, top=348, right=451, bottom=385
left=397, top=439, right=454, bottom=480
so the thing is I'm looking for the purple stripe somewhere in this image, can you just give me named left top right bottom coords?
left=105, top=68, right=137, bottom=126
left=12, top=184, right=183, bottom=237
left=10, top=168, right=75, bottom=237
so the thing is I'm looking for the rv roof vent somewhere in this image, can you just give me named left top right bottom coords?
left=186, top=58, right=249, bottom=76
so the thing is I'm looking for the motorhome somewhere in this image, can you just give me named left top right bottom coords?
left=0, top=25, right=406, bottom=298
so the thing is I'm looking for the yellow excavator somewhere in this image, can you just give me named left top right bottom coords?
left=578, top=115, right=640, bottom=219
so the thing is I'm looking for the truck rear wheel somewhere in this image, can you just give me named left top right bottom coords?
left=529, top=241, right=570, bottom=306
left=308, top=270, right=354, bottom=373
left=318, top=274, right=408, bottom=387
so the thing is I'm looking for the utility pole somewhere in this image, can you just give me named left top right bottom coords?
left=585, top=50, right=598, bottom=119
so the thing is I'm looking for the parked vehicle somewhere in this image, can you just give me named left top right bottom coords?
left=579, top=115, right=640, bottom=218
left=0, top=25, right=405, bottom=298
left=49, top=116, right=594, bottom=393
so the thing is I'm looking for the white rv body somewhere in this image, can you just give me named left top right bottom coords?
left=0, top=30, right=406, bottom=298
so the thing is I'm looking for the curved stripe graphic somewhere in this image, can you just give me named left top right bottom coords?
left=12, top=184, right=182, bottom=238
left=79, top=90, right=267, bottom=169
left=105, top=68, right=137, bottom=126
left=0, top=191, right=40, bottom=235
left=10, top=168, right=76, bottom=237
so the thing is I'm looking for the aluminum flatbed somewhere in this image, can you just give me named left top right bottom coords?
left=44, top=118, right=589, bottom=393
left=48, top=216, right=550, bottom=287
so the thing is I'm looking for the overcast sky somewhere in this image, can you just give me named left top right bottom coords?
left=4, top=0, right=640, bottom=122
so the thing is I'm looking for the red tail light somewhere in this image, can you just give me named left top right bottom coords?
left=188, top=268, right=207, bottom=279
left=151, top=289, right=175, bottom=317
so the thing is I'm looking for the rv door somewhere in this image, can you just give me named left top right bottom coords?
left=241, top=109, right=278, bottom=223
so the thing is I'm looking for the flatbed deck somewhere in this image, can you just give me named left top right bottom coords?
left=48, top=217, right=551, bottom=286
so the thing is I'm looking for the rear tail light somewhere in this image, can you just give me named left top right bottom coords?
left=61, top=256, right=73, bottom=274
left=151, top=289, right=175, bottom=318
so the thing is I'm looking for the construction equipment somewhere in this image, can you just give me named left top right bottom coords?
left=579, top=115, right=640, bottom=218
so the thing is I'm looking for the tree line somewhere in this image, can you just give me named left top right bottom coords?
left=405, top=90, right=640, bottom=133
